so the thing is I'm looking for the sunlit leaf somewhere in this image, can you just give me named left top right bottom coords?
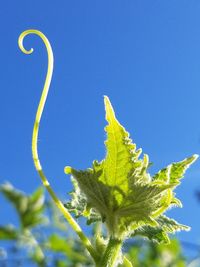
left=132, top=215, right=189, bottom=244
left=65, top=96, right=198, bottom=239
left=65, top=177, right=101, bottom=224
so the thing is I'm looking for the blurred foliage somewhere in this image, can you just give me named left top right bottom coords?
left=0, top=183, right=194, bottom=267
left=0, top=183, right=46, bottom=267
left=122, top=239, right=186, bottom=267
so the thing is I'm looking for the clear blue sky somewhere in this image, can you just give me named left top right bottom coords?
left=0, top=0, right=200, bottom=258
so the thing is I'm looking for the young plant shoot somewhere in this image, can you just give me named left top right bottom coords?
left=18, top=29, right=198, bottom=267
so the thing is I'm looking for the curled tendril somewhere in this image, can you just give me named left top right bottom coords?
left=18, top=29, right=98, bottom=262
left=18, top=29, right=53, bottom=173
left=18, top=31, right=34, bottom=54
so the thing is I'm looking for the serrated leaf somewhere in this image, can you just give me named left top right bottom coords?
left=152, top=155, right=198, bottom=210
left=132, top=215, right=190, bottom=244
left=65, top=177, right=101, bottom=224
left=170, top=155, right=198, bottom=183
left=153, top=155, right=198, bottom=185
left=157, top=215, right=190, bottom=232
left=133, top=225, right=170, bottom=244
left=64, top=96, right=198, bottom=239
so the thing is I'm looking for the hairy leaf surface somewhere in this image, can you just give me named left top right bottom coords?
left=65, top=96, right=198, bottom=239
left=133, top=215, right=190, bottom=244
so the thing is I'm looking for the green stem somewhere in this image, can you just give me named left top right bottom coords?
left=123, top=256, right=133, bottom=267
left=100, top=237, right=122, bottom=267
left=18, top=29, right=98, bottom=262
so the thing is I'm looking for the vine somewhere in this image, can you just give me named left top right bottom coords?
left=18, top=29, right=198, bottom=267
left=18, top=30, right=98, bottom=263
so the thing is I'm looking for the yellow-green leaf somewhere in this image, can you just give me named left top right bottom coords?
left=64, top=96, right=198, bottom=239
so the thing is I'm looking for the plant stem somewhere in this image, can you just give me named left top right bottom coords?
left=99, top=237, right=122, bottom=267
left=18, top=29, right=98, bottom=263
left=123, top=256, right=133, bottom=267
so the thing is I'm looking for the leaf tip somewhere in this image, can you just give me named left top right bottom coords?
left=103, top=95, right=109, bottom=100
left=103, top=95, right=110, bottom=107
left=64, top=166, right=72, bottom=175
left=185, top=225, right=191, bottom=232
left=104, top=96, right=116, bottom=121
left=193, top=154, right=199, bottom=161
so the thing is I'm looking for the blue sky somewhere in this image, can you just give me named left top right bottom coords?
left=1, top=0, right=200, bottom=259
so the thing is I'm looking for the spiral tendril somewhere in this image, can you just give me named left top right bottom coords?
left=18, top=29, right=53, bottom=173
left=18, top=29, right=98, bottom=262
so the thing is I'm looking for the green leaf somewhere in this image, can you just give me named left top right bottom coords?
left=0, top=225, right=18, bottom=240
left=29, top=246, right=46, bottom=267
left=132, top=215, right=190, bottom=244
left=123, top=239, right=186, bottom=267
left=158, top=215, right=190, bottom=232
left=153, top=155, right=198, bottom=185
left=133, top=225, right=170, bottom=244
left=170, top=155, right=198, bottom=183
left=47, top=234, right=88, bottom=263
left=0, top=183, right=46, bottom=229
left=64, top=96, right=198, bottom=239
left=65, top=177, right=101, bottom=224
left=152, top=155, right=198, bottom=210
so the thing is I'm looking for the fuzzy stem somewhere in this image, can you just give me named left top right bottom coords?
left=18, top=29, right=98, bottom=262
left=100, top=237, right=122, bottom=267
